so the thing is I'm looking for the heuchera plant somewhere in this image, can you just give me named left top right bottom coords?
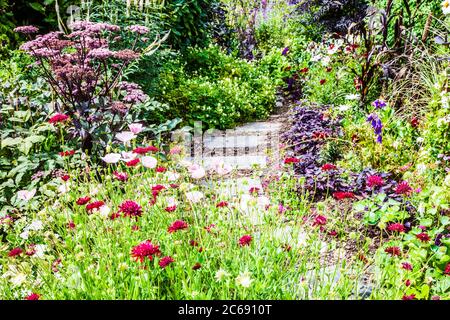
left=15, top=22, right=160, bottom=154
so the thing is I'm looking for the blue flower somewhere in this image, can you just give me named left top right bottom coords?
left=372, top=99, right=387, bottom=109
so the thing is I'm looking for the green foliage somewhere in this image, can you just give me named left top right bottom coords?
left=156, top=44, right=286, bottom=129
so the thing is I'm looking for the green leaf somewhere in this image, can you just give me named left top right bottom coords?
left=29, top=2, right=45, bottom=13
left=1, top=137, right=23, bottom=148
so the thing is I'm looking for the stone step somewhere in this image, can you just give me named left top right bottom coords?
left=186, top=155, right=267, bottom=169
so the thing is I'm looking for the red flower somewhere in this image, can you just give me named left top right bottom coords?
left=444, top=263, right=450, bottom=275
left=402, top=294, right=416, bottom=300
left=86, top=201, right=105, bottom=212
left=387, top=223, right=405, bottom=233
left=8, top=247, right=23, bottom=257
left=326, top=67, right=332, bottom=72
left=284, top=157, right=301, bottom=164
left=152, top=185, right=166, bottom=193
left=333, top=191, right=355, bottom=200
left=165, top=205, right=177, bottom=212
left=48, top=113, right=69, bottom=124
left=119, top=200, right=142, bottom=218
left=205, top=224, right=216, bottom=233
left=402, top=262, right=413, bottom=271
left=76, top=196, right=91, bottom=205
left=61, top=175, right=70, bottom=182
left=59, top=150, right=75, bottom=157
left=320, top=79, right=327, bottom=85
left=133, top=146, right=159, bottom=154
left=216, top=201, right=228, bottom=208
left=299, top=67, right=309, bottom=73
left=249, top=187, right=260, bottom=195
left=131, top=240, right=160, bottom=263
left=239, top=235, right=252, bottom=246
left=170, top=184, right=179, bottom=189
left=313, top=215, right=327, bottom=226
left=416, top=232, right=430, bottom=242
left=26, top=245, right=36, bottom=256
left=156, top=166, right=166, bottom=173
left=126, top=158, right=140, bottom=167
left=410, top=117, right=419, bottom=128
left=385, top=246, right=401, bottom=256
left=168, top=220, right=188, bottom=233
left=110, top=212, right=121, bottom=220
left=113, top=171, right=128, bottom=182
left=367, top=175, right=384, bottom=188
left=132, top=225, right=140, bottom=231
left=189, top=240, right=199, bottom=247
left=321, top=163, right=337, bottom=171
left=328, top=230, right=338, bottom=237
left=159, top=256, right=174, bottom=268
left=313, top=131, right=328, bottom=139
left=405, top=279, right=411, bottom=287
left=25, top=293, right=41, bottom=300
left=192, top=262, right=202, bottom=270
left=67, top=221, right=76, bottom=229
left=395, top=181, right=413, bottom=195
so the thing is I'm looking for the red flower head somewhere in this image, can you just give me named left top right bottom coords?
left=216, top=201, right=229, bottom=208
left=165, top=205, right=177, bottom=212
left=25, top=293, right=41, bottom=300
left=192, top=262, right=202, bottom=270
left=205, top=224, right=216, bottom=233
left=152, top=185, right=166, bottom=193
left=239, top=235, right=252, bottom=246
left=26, top=245, right=36, bottom=256
left=402, top=262, right=413, bottom=271
left=395, top=181, right=413, bottom=195
left=402, top=294, right=416, bottom=300
left=320, top=79, right=327, bottom=85
left=132, top=225, right=140, bottom=231
left=416, top=232, right=430, bottom=242
left=299, top=67, right=309, bottom=73
left=159, top=256, right=175, bottom=268
left=131, top=240, right=160, bottom=263
left=284, top=157, right=301, bottom=164
left=133, top=146, right=159, bottom=154
left=313, top=215, right=327, bottom=226
left=76, top=196, right=91, bottom=205
left=67, top=221, right=76, bottom=229
left=385, top=246, right=401, bottom=256
left=405, top=279, right=411, bottom=287
left=333, top=191, right=355, bottom=200
left=48, top=113, right=69, bottom=124
left=410, top=117, right=419, bottom=128
left=61, top=175, right=70, bottom=182
left=8, top=247, right=23, bottom=257
left=321, top=163, right=337, bottom=171
left=110, top=212, right=121, bottom=220
left=113, top=171, right=128, bottom=182
left=444, top=263, right=450, bottom=275
left=119, top=200, right=142, bottom=218
left=367, top=175, right=384, bottom=188
left=387, top=223, right=406, bottom=233
left=126, top=158, right=140, bottom=167
left=86, top=200, right=105, bottom=212
left=168, top=220, right=188, bottom=233
left=313, top=131, right=328, bottom=139
left=59, top=150, right=75, bottom=157
left=249, top=187, right=260, bottom=195
left=326, top=67, right=333, bottom=72
left=156, top=166, right=167, bottom=173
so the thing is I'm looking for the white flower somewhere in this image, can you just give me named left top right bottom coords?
left=19, top=230, right=29, bottom=240
left=239, top=194, right=253, bottom=212
left=235, top=272, right=253, bottom=288
left=115, top=131, right=136, bottom=143
left=128, top=123, right=144, bottom=134
left=10, top=273, right=27, bottom=287
left=416, top=137, right=424, bottom=144
left=311, top=54, right=322, bottom=62
left=58, top=183, right=70, bottom=194
left=120, top=151, right=137, bottom=162
left=345, top=94, right=360, bottom=100
left=33, top=244, right=47, bottom=258
left=321, top=55, right=331, bottom=66
left=443, top=0, right=450, bottom=15
left=257, top=196, right=270, bottom=209
left=338, top=105, right=351, bottom=112
left=101, top=153, right=121, bottom=164
left=17, top=189, right=36, bottom=202
left=141, top=156, right=157, bottom=168
left=166, top=197, right=177, bottom=207
left=215, top=269, right=230, bottom=282
left=99, top=205, right=111, bottom=217
left=189, top=164, right=206, bottom=179
left=28, top=220, right=43, bottom=231
left=166, top=171, right=180, bottom=181
left=416, top=163, right=427, bottom=174
left=212, top=159, right=233, bottom=176
left=186, top=191, right=204, bottom=203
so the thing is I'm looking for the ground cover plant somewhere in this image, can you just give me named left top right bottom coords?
left=0, top=0, right=450, bottom=301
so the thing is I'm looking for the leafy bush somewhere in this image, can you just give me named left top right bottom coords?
left=156, top=44, right=286, bottom=129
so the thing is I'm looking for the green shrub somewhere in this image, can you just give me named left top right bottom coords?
left=156, top=44, right=286, bottom=129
